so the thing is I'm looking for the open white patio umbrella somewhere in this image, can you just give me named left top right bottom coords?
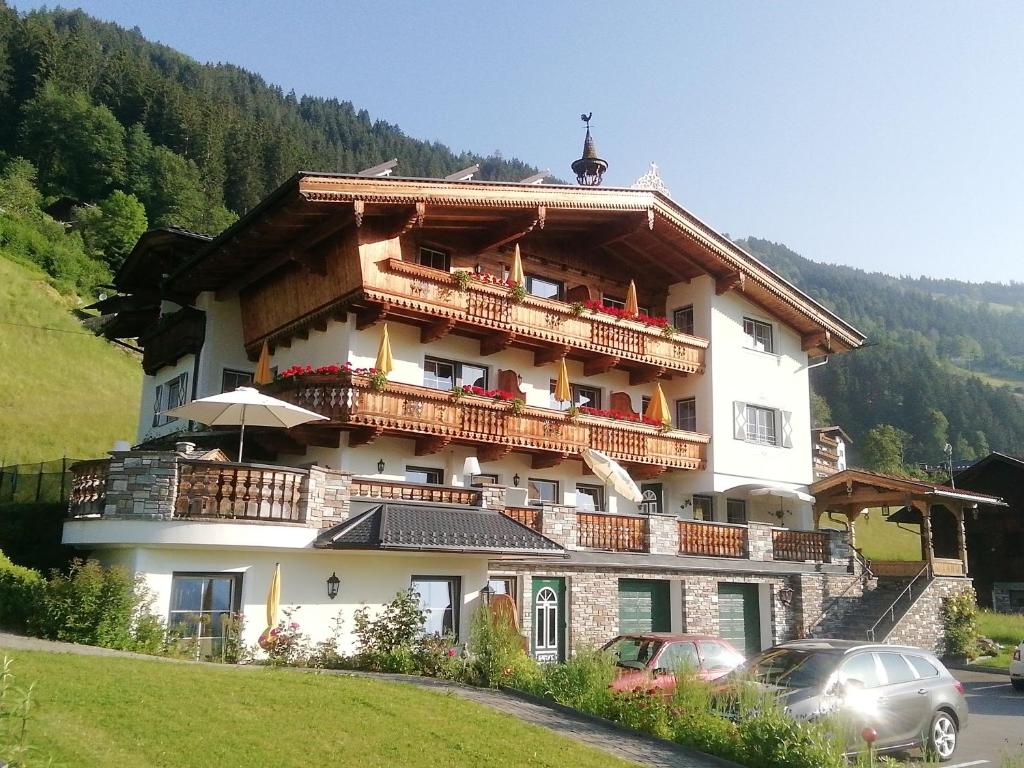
left=162, top=386, right=327, bottom=461
left=747, top=487, right=815, bottom=504
left=580, top=448, right=644, bottom=504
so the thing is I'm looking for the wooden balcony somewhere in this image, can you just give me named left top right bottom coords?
left=502, top=506, right=542, bottom=532
left=141, top=307, right=205, bottom=376
left=771, top=529, right=829, bottom=562
left=174, top=460, right=307, bottom=522
left=577, top=512, right=646, bottom=552
left=350, top=476, right=481, bottom=505
left=678, top=519, right=748, bottom=558
left=265, top=373, right=708, bottom=472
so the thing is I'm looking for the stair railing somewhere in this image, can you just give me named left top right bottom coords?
left=802, top=547, right=874, bottom=638
left=866, top=562, right=933, bottom=642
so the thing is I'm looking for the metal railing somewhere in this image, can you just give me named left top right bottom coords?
left=802, top=547, right=875, bottom=638
left=866, top=562, right=933, bottom=642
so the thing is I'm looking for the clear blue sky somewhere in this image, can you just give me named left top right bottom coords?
left=16, top=1, right=1024, bottom=283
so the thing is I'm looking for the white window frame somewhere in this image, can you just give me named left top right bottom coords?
left=424, top=356, right=488, bottom=391
left=733, top=402, right=793, bottom=448
left=743, top=317, right=774, bottom=353
left=153, top=372, right=188, bottom=427
left=221, top=368, right=253, bottom=393
left=411, top=575, right=461, bottom=639
left=575, top=483, right=605, bottom=512
left=528, top=478, right=559, bottom=505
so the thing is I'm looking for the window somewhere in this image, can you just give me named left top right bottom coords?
left=411, top=576, right=461, bottom=637
left=641, top=396, right=651, bottom=414
left=528, top=478, right=559, bottom=504
left=221, top=368, right=253, bottom=393
left=676, top=398, right=696, bottom=432
left=152, top=372, right=188, bottom=427
left=168, top=573, right=242, bottom=655
left=692, top=494, right=713, bottom=521
left=657, top=641, right=699, bottom=673
left=673, top=306, right=694, bottom=336
left=838, top=653, right=882, bottom=689
left=488, top=576, right=516, bottom=603
left=877, top=653, right=916, bottom=685
left=424, top=356, right=487, bottom=391
left=745, top=405, right=777, bottom=446
left=474, top=473, right=500, bottom=485
left=419, top=246, right=451, bottom=272
left=726, top=499, right=747, bottom=525
left=602, top=295, right=649, bottom=315
left=405, top=466, right=443, bottom=485
left=525, top=274, right=563, bottom=300
left=743, top=317, right=774, bottom=353
left=906, top=655, right=939, bottom=679
left=575, top=483, right=605, bottom=512
left=548, top=381, right=601, bottom=411
left=698, top=641, right=744, bottom=673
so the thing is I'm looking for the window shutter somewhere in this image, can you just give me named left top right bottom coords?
left=152, top=384, right=164, bottom=427
left=781, top=410, right=793, bottom=448
left=733, top=402, right=747, bottom=440
left=176, top=373, right=189, bottom=406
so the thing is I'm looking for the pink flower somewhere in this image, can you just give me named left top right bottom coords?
left=446, top=648, right=457, bottom=657
left=289, top=622, right=299, bottom=630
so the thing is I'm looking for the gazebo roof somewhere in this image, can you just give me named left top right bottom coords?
left=810, top=468, right=1005, bottom=511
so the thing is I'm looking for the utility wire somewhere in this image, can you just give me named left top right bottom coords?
left=0, top=320, right=95, bottom=335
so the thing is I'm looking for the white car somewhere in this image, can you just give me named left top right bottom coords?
left=1011, top=642, right=1024, bottom=692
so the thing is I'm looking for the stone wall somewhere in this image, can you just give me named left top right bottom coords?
left=886, top=577, right=975, bottom=655
left=993, top=582, right=1024, bottom=614
left=539, top=505, right=578, bottom=549
left=305, top=467, right=352, bottom=529
left=799, top=571, right=865, bottom=638
left=646, top=514, right=679, bottom=555
left=103, top=451, right=178, bottom=519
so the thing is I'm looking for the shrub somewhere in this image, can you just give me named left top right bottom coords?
left=309, top=612, right=347, bottom=670
left=0, top=550, right=42, bottom=633
left=31, top=557, right=162, bottom=651
left=350, top=589, right=425, bottom=672
left=263, top=608, right=312, bottom=666
left=736, top=711, right=845, bottom=768
left=539, top=648, right=616, bottom=715
left=417, top=632, right=467, bottom=681
left=605, top=688, right=673, bottom=739
left=942, top=589, right=979, bottom=659
left=465, top=606, right=538, bottom=688
left=671, top=709, right=740, bottom=759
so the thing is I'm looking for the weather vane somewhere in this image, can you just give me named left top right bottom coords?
left=571, top=112, right=607, bottom=186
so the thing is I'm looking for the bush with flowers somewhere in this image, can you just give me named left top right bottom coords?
left=275, top=362, right=388, bottom=391
left=416, top=631, right=466, bottom=679
left=582, top=299, right=673, bottom=331
left=261, top=608, right=311, bottom=666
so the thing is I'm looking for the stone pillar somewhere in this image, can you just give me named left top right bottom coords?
left=747, top=521, right=775, bottom=561
left=646, top=514, right=679, bottom=555
left=306, top=466, right=352, bottom=529
left=103, top=451, right=179, bottom=519
left=540, top=505, right=578, bottom=550
left=680, top=578, right=718, bottom=635
left=478, top=482, right=507, bottom=510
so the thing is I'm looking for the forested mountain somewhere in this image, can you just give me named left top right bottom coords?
left=740, top=238, right=1024, bottom=468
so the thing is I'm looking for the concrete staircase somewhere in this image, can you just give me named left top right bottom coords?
left=809, top=574, right=918, bottom=641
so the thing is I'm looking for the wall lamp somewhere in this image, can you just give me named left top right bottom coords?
left=480, top=583, right=494, bottom=605
left=777, top=584, right=795, bottom=607
left=377, top=458, right=386, bottom=474
left=512, top=473, right=521, bottom=487
left=326, top=572, right=341, bottom=600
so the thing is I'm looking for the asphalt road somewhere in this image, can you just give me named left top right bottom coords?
left=919, top=668, right=1024, bottom=767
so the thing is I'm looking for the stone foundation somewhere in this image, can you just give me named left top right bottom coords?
left=885, top=577, right=975, bottom=655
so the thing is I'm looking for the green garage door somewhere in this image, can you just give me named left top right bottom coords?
left=618, top=579, right=670, bottom=633
left=718, top=583, right=761, bottom=656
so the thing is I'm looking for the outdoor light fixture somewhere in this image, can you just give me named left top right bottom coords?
left=777, top=584, right=795, bottom=607
left=326, top=572, right=341, bottom=600
left=512, top=473, right=520, bottom=487
left=480, top=583, right=494, bottom=605
left=377, top=458, right=385, bottom=474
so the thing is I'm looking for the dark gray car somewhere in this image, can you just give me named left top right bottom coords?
left=731, top=639, right=968, bottom=761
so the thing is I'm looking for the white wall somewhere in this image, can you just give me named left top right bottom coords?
left=195, top=291, right=254, bottom=399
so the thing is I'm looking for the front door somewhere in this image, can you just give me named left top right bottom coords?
left=718, top=583, right=761, bottom=656
left=532, top=577, right=566, bottom=663
left=618, top=579, right=671, bottom=634
left=640, top=483, right=664, bottom=515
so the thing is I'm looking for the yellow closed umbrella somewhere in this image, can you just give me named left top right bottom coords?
left=510, top=243, right=525, bottom=285
left=554, top=356, right=572, bottom=404
left=375, top=323, right=394, bottom=376
left=253, top=341, right=272, bottom=386
left=625, top=280, right=639, bottom=316
left=643, top=382, right=672, bottom=427
left=258, top=562, right=281, bottom=649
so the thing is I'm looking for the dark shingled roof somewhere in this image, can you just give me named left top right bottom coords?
left=316, top=503, right=565, bottom=556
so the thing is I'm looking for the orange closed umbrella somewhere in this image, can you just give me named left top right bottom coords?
left=643, top=382, right=672, bottom=427
left=253, top=341, right=272, bottom=386
left=510, top=243, right=525, bottom=285
left=375, top=324, right=394, bottom=376
left=625, top=280, right=639, bottom=316
left=553, top=357, right=571, bottom=404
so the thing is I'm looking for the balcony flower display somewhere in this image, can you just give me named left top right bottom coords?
left=274, top=362, right=387, bottom=391
left=581, top=299, right=676, bottom=333
left=454, top=385, right=525, bottom=415
left=577, top=405, right=666, bottom=428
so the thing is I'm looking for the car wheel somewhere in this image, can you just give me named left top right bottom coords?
left=1012, top=678, right=1024, bottom=692
left=925, top=711, right=958, bottom=762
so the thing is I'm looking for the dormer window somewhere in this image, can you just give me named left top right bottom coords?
left=743, top=317, right=774, bottom=353
left=419, top=246, right=451, bottom=272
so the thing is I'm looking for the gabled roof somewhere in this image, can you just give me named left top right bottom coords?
left=954, top=452, right=1024, bottom=485
left=810, top=468, right=1006, bottom=507
left=315, top=503, right=565, bottom=556
left=812, top=425, right=853, bottom=444
left=115, top=227, right=212, bottom=293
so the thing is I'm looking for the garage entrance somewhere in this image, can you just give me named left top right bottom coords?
left=618, top=579, right=670, bottom=634
left=718, top=583, right=761, bottom=656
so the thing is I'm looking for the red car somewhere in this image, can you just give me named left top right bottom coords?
left=602, top=633, right=745, bottom=694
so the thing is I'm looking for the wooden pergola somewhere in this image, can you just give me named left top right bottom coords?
left=809, top=469, right=1005, bottom=578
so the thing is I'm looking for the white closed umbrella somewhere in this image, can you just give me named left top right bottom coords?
left=162, top=386, right=328, bottom=461
left=580, top=449, right=644, bottom=504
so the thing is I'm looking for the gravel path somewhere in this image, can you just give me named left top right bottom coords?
left=0, top=632, right=737, bottom=768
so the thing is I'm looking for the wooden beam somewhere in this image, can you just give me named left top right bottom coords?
left=584, top=354, right=620, bottom=377
left=415, top=435, right=451, bottom=456
left=348, top=427, right=382, bottom=447
left=534, top=344, right=570, bottom=366
left=289, top=426, right=340, bottom=449
left=801, top=330, right=831, bottom=352
left=470, top=211, right=541, bottom=254
left=421, top=317, right=456, bottom=343
left=627, top=463, right=666, bottom=481
left=715, top=271, right=746, bottom=295
left=478, top=444, right=512, bottom=462
left=579, top=214, right=651, bottom=251
left=815, top=491, right=917, bottom=508
left=312, top=317, right=329, bottom=333
left=356, top=303, right=389, bottom=330
left=629, top=366, right=665, bottom=385
left=531, top=452, right=567, bottom=470
left=480, top=331, right=517, bottom=356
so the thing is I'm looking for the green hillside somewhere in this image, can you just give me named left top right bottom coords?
left=0, top=255, right=140, bottom=463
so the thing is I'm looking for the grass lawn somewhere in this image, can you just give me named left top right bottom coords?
left=820, top=509, right=922, bottom=561
left=977, top=609, right=1024, bottom=668
left=0, top=648, right=637, bottom=768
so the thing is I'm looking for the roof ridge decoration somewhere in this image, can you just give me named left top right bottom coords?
left=631, top=162, right=671, bottom=198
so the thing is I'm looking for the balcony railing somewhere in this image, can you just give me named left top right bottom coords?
left=502, top=506, right=542, bottom=532
left=678, top=519, right=748, bottom=558
left=67, top=459, right=109, bottom=518
left=350, top=477, right=481, bottom=505
left=355, top=259, right=706, bottom=376
left=577, top=511, right=646, bottom=552
left=268, top=374, right=708, bottom=470
left=141, top=307, right=205, bottom=376
left=771, top=529, right=829, bottom=562
left=175, top=460, right=307, bottom=522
